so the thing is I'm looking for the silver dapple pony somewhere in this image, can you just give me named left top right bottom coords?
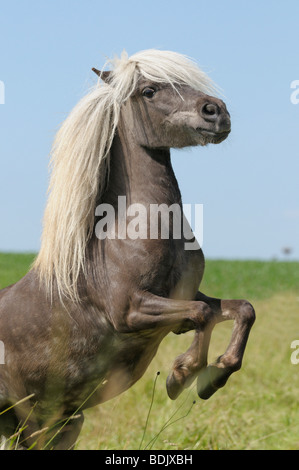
left=0, top=50, right=255, bottom=449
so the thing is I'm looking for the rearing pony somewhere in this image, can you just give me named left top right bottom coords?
left=0, top=50, right=255, bottom=449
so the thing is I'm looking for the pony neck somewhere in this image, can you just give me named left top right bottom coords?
left=105, top=126, right=182, bottom=207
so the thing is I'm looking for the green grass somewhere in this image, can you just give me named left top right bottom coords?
left=0, top=253, right=299, bottom=449
left=200, top=259, right=299, bottom=301
left=0, top=252, right=36, bottom=289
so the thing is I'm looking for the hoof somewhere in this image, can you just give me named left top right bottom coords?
left=197, top=365, right=230, bottom=400
left=166, top=372, right=183, bottom=400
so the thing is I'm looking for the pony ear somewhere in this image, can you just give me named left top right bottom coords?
left=92, top=69, right=112, bottom=83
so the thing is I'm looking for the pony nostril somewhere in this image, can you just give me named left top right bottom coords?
left=205, top=104, right=217, bottom=115
left=201, top=103, right=218, bottom=120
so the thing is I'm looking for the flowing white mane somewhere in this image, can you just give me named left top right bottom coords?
left=33, top=49, right=216, bottom=302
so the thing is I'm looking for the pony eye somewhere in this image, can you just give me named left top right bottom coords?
left=142, top=87, right=156, bottom=99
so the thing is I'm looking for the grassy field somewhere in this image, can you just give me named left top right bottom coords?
left=0, top=253, right=299, bottom=449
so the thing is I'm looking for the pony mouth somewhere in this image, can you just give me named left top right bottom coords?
left=196, top=128, right=231, bottom=144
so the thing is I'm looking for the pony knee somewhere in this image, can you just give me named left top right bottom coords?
left=239, top=301, right=256, bottom=327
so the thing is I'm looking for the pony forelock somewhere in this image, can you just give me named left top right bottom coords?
left=33, top=49, right=217, bottom=303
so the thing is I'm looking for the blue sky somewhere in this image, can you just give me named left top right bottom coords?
left=0, top=0, right=298, bottom=259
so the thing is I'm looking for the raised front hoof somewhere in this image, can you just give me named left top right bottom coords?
left=197, top=365, right=230, bottom=400
left=166, top=368, right=199, bottom=400
left=166, top=372, right=184, bottom=400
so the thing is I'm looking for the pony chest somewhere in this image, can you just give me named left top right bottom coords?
left=169, top=249, right=204, bottom=300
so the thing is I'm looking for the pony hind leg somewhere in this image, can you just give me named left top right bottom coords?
left=0, top=404, right=40, bottom=450
left=41, top=412, right=84, bottom=450
left=0, top=406, right=20, bottom=444
left=0, top=385, right=21, bottom=446
left=0, top=402, right=83, bottom=450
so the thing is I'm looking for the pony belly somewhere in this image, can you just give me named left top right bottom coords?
left=82, top=329, right=167, bottom=408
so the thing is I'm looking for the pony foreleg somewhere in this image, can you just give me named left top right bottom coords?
left=125, top=291, right=217, bottom=399
left=126, top=291, right=216, bottom=333
left=194, top=292, right=255, bottom=399
left=166, top=293, right=255, bottom=400
left=166, top=326, right=214, bottom=399
left=126, top=291, right=254, bottom=400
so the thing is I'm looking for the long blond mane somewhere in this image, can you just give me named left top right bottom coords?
left=33, top=49, right=216, bottom=302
